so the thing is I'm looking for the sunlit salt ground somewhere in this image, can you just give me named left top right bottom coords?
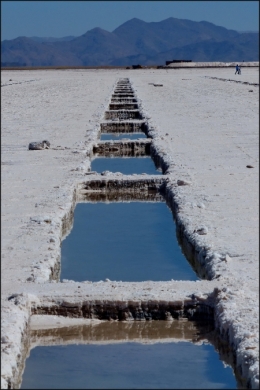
left=1, top=68, right=258, bottom=390
left=91, top=157, right=161, bottom=175
left=100, top=133, right=147, bottom=140
left=61, top=202, right=198, bottom=282
left=21, top=342, right=236, bottom=389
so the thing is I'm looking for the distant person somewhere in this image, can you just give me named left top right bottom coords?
left=235, top=64, right=241, bottom=75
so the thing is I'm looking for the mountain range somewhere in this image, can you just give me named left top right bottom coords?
left=1, top=17, right=259, bottom=67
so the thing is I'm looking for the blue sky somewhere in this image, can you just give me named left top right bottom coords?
left=1, top=1, right=259, bottom=41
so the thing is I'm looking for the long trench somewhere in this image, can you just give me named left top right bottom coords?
left=6, top=78, right=251, bottom=389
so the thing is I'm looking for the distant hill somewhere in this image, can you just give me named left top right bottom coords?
left=237, top=30, right=259, bottom=34
left=29, top=36, right=76, bottom=43
left=113, top=17, right=239, bottom=54
left=1, top=17, right=259, bottom=67
left=120, top=33, right=258, bottom=65
left=1, top=37, right=79, bottom=66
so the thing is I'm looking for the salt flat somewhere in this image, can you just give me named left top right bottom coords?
left=1, top=68, right=259, bottom=388
left=133, top=67, right=259, bottom=291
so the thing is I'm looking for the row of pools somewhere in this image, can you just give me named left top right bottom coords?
left=19, top=79, right=241, bottom=389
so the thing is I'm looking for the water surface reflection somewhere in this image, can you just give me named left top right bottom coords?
left=61, top=202, right=198, bottom=282
left=20, top=321, right=238, bottom=389
left=91, top=157, right=161, bottom=175
left=100, top=133, right=147, bottom=141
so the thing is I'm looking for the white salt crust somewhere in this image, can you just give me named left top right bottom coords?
left=1, top=67, right=259, bottom=388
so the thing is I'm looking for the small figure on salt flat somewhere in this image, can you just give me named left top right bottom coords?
left=235, top=64, right=241, bottom=75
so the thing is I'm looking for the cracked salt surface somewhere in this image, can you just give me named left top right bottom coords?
left=1, top=67, right=259, bottom=389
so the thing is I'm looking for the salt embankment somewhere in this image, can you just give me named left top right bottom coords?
left=165, top=61, right=259, bottom=68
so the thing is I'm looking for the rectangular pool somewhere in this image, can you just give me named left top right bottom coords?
left=61, top=202, right=199, bottom=282
left=100, top=133, right=147, bottom=141
left=91, top=157, right=161, bottom=175
left=20, top=321, right=237, bottom=389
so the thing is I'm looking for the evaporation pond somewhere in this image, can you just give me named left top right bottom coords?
left=91, top=157, right=161, bottom=175
left=21, top=321, right=237, bottom=389
left=61, top=202, right=198, bottom=282
left=100, top=133, right=147, bottom=140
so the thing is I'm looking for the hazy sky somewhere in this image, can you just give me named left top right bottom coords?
left=1, top=1, right=259, bottom=41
